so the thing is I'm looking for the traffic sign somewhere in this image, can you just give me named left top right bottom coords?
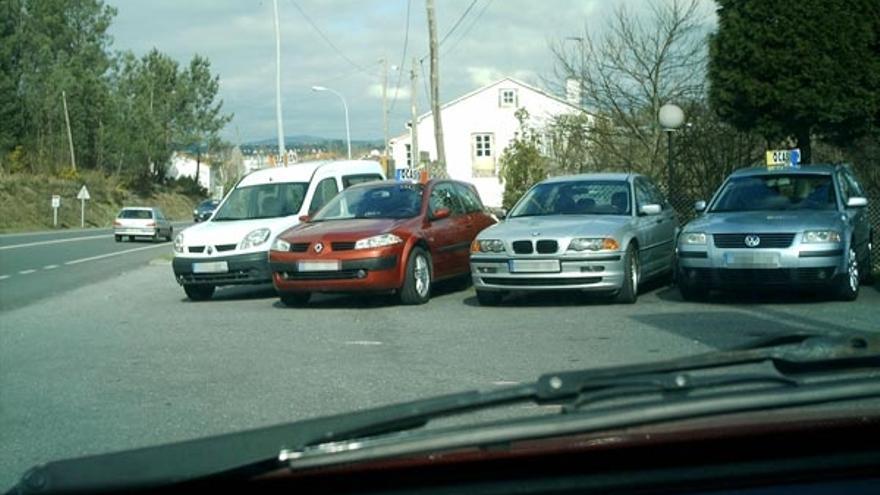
left=51, top=195, right=61, bottom=208
left=765, top=148, right=801, bottom=167
left=76, top=185, right=90, bottom=200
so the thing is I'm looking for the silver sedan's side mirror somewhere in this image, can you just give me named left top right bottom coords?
left=639, top=204, right=662, bottom=215
left=694, top=200, right=707, bottom=212
left=846, top=197, right=868, bottom=208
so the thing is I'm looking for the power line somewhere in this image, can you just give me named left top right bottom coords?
left=389, top=0, right=413, bottom=114
left=288, top=0, right=377, bottom=76
left=439, top=0, right=478, bottom=46
left=443, top=0, right=493, bottom=57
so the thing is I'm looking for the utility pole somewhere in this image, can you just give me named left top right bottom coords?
left=62, top=90, right=77, bottom=172
left=380, top=57, right=391, bottom=178
left=409, top=57, right=419, bottom=170
left=272, top=0, right=286, bottom=164
left=425, top=0, right=446, bottom=173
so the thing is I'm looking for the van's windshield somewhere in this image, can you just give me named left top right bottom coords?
left=212, top=182, right=308, bottom=221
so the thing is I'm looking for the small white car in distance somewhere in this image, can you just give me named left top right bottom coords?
left=171, top=160, right=385, bottom=301
left=113, top=207, right=173, bottom=243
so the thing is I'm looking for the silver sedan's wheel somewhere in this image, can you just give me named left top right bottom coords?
left=613, top=244, right=639, bottom=304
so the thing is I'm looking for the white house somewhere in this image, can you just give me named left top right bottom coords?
left=168, top=152, right=212, bottom=191
left=389, top=77, right=586, bottom=207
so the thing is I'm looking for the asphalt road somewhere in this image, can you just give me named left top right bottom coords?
left=1, top=255, right=878, bottom=490
left=0, top=224, right=187, bottom=311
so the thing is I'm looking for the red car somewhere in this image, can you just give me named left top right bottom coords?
left=269, top=179, right=496, bottom=306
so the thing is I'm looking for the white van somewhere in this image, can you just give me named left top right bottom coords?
left=172, top=160, right=385, bottom=300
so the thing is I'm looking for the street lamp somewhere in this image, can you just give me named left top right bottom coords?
left=659, top=103, right=685, bottom=197
left=312, top=85, right=351, bottom=160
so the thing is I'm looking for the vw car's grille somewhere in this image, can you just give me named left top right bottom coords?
left=482, top=276, right=601, bottom=287
left=713, top=233, right=795, bottom=248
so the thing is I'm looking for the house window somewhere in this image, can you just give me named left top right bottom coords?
left=472, top=133, right=496, bottom=177
left=405, top=143, right=412, bottom=167
left=499, top=89, right=517, bottom=107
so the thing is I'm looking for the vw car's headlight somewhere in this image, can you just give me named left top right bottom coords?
left=680, top=232, right=707, bottom=245
left=802, top=230, right=841, bottom=243
left=271, top=238, right=291, bottom=252
left=239, top=228, right=271, bottom=250
left=568, top=237, right=620, bottom=252
left=173, top=232, right=184, bottom=253
left=354, top=233, right=402, bottom=250
left=471, top=239, right=505, bottom=253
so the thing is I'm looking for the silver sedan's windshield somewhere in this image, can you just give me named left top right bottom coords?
left=509, top=180, right=631, bottom=217
left=710, top=174, right=837, bottom=212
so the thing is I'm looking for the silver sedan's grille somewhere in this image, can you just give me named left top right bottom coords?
left=713, top=233, right=795, bottom=248
left=512, top=241, right=533, bottom=254
left=511, top=240, right=559, bottom=255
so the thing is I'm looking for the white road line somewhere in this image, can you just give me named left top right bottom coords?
left=0, top=275, right=10, bottom=281
left=343, top=340, right=384, bottom=346
left=64, top=243, right=170, bottom=265
left=0, top=234, right=109, bottom=251
left=491, top=380, right=521, bottom=386
left=43, top=264, right=59, bottom=270
left=19, top=269, right=36, bottom=275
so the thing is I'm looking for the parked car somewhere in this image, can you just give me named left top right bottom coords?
left=172, top=160, right=385, bottom=301
left=192, top=199, right=221, bottom=222
left=470, top=173, right=678, bottom=305
left=113, top=207, right=173, bottom=243
left=269, top=179, right=496, bottom=306
left=677, top=163, right=873, bottom=301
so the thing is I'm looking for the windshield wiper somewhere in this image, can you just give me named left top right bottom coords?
left=12, top=332, right=880, bottom=494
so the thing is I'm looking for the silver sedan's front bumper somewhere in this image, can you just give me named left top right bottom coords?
left=470, top=253, right=626, bottom=292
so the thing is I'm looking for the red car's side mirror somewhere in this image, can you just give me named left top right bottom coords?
left=431, top=208, right=451, bottom=220
left=298, top=215, right=311, bottom=223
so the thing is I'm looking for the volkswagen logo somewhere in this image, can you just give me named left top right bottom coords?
left=314, top=242, right=324, bottom=253
left=744, top=235, right=761, bottom=248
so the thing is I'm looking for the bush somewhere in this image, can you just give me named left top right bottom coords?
left=499, top=109, right=549, bottom=209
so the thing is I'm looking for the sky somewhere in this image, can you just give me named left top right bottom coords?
left=105, top=0, right=716, bottom=143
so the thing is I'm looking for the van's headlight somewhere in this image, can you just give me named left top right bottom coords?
left=568, top=237, right=619, bottom=251
left=173, top=232, right=185, bottom=253
left=802, top=230, right=841, bottom=243
left=354, top=233, right=402, bottom=250
left=471, top=239, right=505, bottom=253
left=680, top=232, right=707, bottom=245
left=239, top=228, right=271, bottom=249
left=271, top=238, right=291, bottom=252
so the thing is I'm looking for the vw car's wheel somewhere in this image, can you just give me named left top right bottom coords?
left=835, top=246, right=860, bottom=301
left=184, top=284, right=215, bottom=301
left=475, top=289, right=503, bottom=306
left=861, top=238, right=874, bottom=284
left=114, top=235, right=122, bottom=242
left=399, top=247, right=431, bottom=305
left=613, top=244, right=639, bottom=304
left=280, top=292, right=311, bottom=307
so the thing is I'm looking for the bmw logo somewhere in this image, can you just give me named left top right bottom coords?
left=744, top=235, right=761, bottom=248
left=314, top=242, right=324, bottom=253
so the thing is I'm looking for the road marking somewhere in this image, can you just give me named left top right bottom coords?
left=492, top=380, right=521, bottom=386
left=343, top=340, right=383, bottom=346
left=43, top=264, right=59, bottom=270
left=19, top=269, right=36, bottom=275
left=0, top=275, right=9, bottom=281
left=0, top=234, right=109, bottom=251
left=64, top=243, right=170, bottom=266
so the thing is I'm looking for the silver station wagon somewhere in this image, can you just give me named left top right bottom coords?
left=677, top=164, right=873, bottom=301
left=470, top=173, right=677, bottom=305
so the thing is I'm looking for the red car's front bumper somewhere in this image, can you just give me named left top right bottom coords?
left=269, top=247, right=404, bottom=293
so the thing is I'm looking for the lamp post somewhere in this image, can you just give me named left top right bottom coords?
left=311, top=85, right=351, bottom=159
left=658, top=103, right=685, bottom=197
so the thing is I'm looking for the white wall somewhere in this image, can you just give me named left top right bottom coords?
left=168, top=153, right=211, bottom=191
left=390, top=79, right=583, bottom=207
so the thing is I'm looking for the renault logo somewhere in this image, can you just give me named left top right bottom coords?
left=744, top=235, right=761, bottom=248
left=314, top=242, right=324, bottom=253
left=206, top=246, right=214, bottom=255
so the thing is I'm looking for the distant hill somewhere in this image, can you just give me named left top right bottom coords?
left=246, top=135, right=383, bottom=148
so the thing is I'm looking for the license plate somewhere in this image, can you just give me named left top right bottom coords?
left=298, top=260, right=340, bottom=272
left=193, top=261, right=229, bottom=273
left=724, top=252, right=780, bottom=268
left=509, top=259, right=560, bottom=273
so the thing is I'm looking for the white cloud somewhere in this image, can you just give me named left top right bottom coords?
left=366, top=82, right=410, bottom=100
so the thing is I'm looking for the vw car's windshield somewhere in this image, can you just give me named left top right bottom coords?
left=212, top=182, right=307, bottom=221
left=312, top=183, right=423, bottom=221
left=710, top=174, right=837, bottom=212
left=509, top=180, right=631, bottom=217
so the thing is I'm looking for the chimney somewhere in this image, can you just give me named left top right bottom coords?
left=565, top=78, right=582, bottom=107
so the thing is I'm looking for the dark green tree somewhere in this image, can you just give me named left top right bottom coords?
left=708, top=0, right=880, bottom=164
left=499, top=109, right=548, bottom=209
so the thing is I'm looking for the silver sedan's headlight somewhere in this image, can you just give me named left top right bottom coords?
left=802, top=230, right=841, bottom=243
left=472, top=239, right=505, bottom=253
left=173, top=232, right=185, bottom=253
left=680, top=232, right=707, bottom=245
left=354, top=233, right=402, bottom=250
left=270, top=238, right=291, bottom=252
left=239, top=228, right=271, bottom=250
left=568, top=237, right=620, bottom=252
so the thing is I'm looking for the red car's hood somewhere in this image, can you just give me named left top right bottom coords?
left=280, top=218, right=414, bottom=242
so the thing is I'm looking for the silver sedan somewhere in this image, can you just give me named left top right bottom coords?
left=113, top=207, right=173, bottom=242
left=470, top=173, right=678, bottom=305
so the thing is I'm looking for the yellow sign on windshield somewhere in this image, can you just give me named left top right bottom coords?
left=765, top=149, right=801, bottom=167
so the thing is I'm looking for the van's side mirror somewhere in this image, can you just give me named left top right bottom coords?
left=298, top=215, right=311, bottom=223
left=639, top=204, right=662, bottom=215
left=694, top=200, right=707, bottom=212
left=431, top=208, right=451, bottom=220
left=846, top=197, right=868, bottom=208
